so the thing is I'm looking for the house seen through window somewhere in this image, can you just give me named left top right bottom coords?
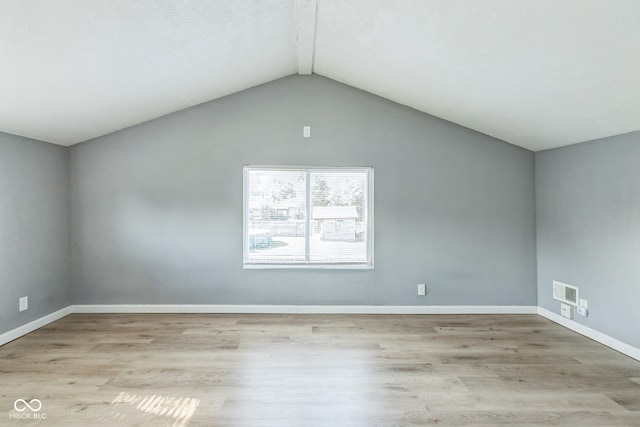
left=243, top=166, right=373, bottom=268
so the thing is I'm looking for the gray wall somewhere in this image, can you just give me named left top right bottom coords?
left=70, top=75, right=536, bottom=306
left=536, top=131, right=640, bottom=348
left=0, top=132, right=70, bottom=335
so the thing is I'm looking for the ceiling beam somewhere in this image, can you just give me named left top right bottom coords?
left=295, top=0, right=317, bottom=75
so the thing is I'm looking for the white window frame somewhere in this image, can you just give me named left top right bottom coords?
left=243, top=166, right=374, bottom=269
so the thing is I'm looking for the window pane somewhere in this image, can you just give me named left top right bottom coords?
left=310, top=171, right=368, bottom=263
left=246, top=170, right=306, bottom=262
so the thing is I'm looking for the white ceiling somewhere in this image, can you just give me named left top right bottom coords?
left=1, top=0, right=639, bottom=151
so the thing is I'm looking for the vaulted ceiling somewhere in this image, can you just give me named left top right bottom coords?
left=1, top=0, right=639, bottom=151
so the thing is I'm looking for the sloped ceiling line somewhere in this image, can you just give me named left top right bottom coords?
left=295, top=0, right=318, bottom=75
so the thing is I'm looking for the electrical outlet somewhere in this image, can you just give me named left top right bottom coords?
left=560, top=303, right=573, bottom=319
left=417, top=284, right=426, bottom=296
left=19, top=296, right=28, bottom=312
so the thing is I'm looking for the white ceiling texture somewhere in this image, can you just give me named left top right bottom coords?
left=1, top=0, right=639, bottom=151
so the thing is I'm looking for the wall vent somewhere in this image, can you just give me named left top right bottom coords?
left=553, top=281, right=579, bottom=306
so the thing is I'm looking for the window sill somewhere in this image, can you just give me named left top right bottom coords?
left=243, top=263, right=373, bottom=270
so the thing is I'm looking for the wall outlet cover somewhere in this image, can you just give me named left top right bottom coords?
left=417, top=284, right=426, bottom=296
left=560, top=302, right=573, bottom=319
left=19, top=296, right=28, bottom=312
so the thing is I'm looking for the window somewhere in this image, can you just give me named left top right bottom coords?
left=243, top=166, right=373, bottom=269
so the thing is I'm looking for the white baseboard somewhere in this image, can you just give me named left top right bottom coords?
left=70, top=304, right=538, bottom=315
left=538, top=307, right=640, bottom=362
left=0, top=306, right=72, bottom=346
left=3, top=305, right=638, bottom=362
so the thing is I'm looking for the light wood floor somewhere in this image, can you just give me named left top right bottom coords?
left=1, top=314, right=639, bottom=426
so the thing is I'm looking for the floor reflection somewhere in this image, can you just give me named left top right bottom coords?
left=109, top=391, right=200, bottom=427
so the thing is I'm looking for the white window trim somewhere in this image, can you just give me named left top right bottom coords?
left=243, top=166, right=374, bottom=270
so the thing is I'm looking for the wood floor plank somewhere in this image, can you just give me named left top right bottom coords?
left=460, top=375, right=640, bottom=393
left=408, top=410, right=640, bottom=426
left=1, top=313, right=639, bottom=426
